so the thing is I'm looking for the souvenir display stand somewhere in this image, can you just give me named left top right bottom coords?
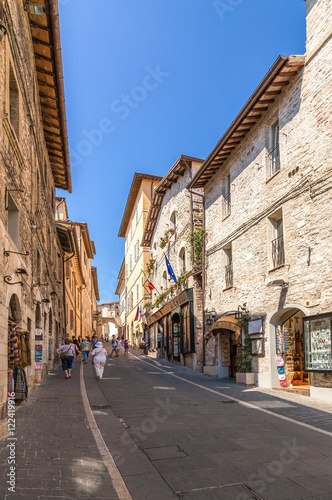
left=8, top=321, right=31, bottom=401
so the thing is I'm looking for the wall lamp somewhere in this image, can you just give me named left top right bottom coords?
left=266, top=279, right=288, bottom=288
left=42, top=298, right=50, bottom=304
left=4, top=276, right=24, bottom=286
left=16, top=268, right=28, bottom=275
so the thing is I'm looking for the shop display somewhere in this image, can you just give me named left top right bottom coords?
left=8, top=321, right=30, bottom=401
left=304, top=316, right=332, bottom=371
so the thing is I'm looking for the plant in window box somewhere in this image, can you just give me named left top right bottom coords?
left=176, top=273, right=186, bottom=291
left=163, top=229, right=170, bottom=243
left=159, top=238, right=166, bottom=249
left=187, top=228, right=205, bottom=270
left=143, top=302, right=152, bottom=312
left=155, top=293, right=166, bottom=308
left=146, top=259, right=155, bottom=276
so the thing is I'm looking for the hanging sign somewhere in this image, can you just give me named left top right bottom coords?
left=221, top=337, right=230, bottom=366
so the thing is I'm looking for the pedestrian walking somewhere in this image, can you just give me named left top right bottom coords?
left=57, top=338, right=79, bottom=379
left=110, top=335, right=118, bottom=357
left=81, top=337, right=91, bottom=364
left=91, top=334, right=98, bottom=349
left=71, top=336, right=81, bottom=372
left=124, top=339, right=129, bottom=355
left=91, top=341, right=107, bottom=379
left=116, top=336, right=122, bottom=356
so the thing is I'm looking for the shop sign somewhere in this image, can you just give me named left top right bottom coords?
left=248, top=319, right=263, bottom=335
left=221, top=337, right=230, bottom=366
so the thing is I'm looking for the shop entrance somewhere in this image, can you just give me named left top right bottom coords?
left=172, top=313, right=180, bottom=361
left=270, top=306, right=310, bottom=391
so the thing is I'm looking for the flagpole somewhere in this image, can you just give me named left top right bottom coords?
left=141, top=269, right=162, bottom=297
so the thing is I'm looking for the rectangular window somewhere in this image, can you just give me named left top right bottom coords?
left=271, top=120, right=280, bottom=176
left=70, top=310, right=74, bottom=330
left=7, top=193, right=20, bottom=250
left=136, top=204, right=139, bottom=225
left=136, top=282, right=139, bottom=303
left=134, top=243, right=137, bottom=262
left=269, top=209, right=285, bottom=268
left=223, top=244, right=233, bottom=288
left=129, top=254, right=133, bottom=271
left=57, top=254, right=62, bottom=283
left=223, top=174, right=231, bottom=218
left=125, top=263, right=128, bottom=278
left=9, top=65, right=20, bottom=139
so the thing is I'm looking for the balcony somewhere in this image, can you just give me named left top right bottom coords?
left=225, top=262, right=233, bottom=288
left=272, top=235, right=285, bottom=268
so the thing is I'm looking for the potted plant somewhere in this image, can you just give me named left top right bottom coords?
left=159, top=238, right=166, bottom=249
left=155, top=293, right=166, bottom=308
left=177, top=273, right=186, bottom=291
left=143, top=302, right=152, bottom=312
left=235, top=314, right=254, bottom=386
left=146, top=259, right=155, bottom=276
left=169, top=228, right=175, bottom=235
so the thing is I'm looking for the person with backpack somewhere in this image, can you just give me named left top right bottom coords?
left=56, top=338, right=79, bottom=379
left=81, top=338, right=91, bottom=364
left=110, top=335, right=118, bottom=357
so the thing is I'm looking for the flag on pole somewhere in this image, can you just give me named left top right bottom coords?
left=134, top=305, right=140, bottom=321
left=141, top=269, right=155, bottom=290
left=165, top=256, right=177, bottom=283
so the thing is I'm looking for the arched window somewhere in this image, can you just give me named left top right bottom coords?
left=162, top=271, right=168, bottom=290
left=179, top=248, right=186, bottom=274
left=170, top=211, right=177, bottom=230
left=9, top=294, right=21, bottom=323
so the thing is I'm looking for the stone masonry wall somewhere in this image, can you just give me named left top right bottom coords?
left=203, top=2, right=332, bottom=385
left=0, top=1, right=66, bottom=419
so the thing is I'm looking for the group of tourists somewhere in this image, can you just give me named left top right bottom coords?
left=56, top=334, right=129, bottom=380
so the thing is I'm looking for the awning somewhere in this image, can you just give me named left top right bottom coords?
left=211, top=316, right=240, bottom=333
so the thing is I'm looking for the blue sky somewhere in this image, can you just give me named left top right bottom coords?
left=56, top=0, right=306, bottom=303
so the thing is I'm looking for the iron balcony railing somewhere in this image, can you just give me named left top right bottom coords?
left=225, top=262, right=233, bottom=288
left=272, top=235, right=285, bottom=268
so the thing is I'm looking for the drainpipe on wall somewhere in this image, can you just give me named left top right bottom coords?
left=187, top=189, right=205, bottom=369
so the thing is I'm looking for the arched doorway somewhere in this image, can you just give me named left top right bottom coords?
left=172, top=312, right=181, bottom=361
left=269, top=304, right=309, bottom=390
left=8, top=294, right=21, bottom=324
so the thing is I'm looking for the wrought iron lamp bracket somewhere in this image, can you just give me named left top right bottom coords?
left=4, top=250, right=29, bottom=257
left=4, top=276, right=24, bottom=286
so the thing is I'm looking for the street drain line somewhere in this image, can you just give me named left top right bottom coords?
left=90, top=404, right=112, bottom=410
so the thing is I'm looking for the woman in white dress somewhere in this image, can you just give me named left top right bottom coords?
left=91, top=341, right=107, bottom=379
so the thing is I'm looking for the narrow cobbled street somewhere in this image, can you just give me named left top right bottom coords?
left=1, top=345, right=332, bottom=500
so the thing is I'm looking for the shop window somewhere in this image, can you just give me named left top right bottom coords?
left=9, top=64, right=20, bottom=139
left=7, top=193, right=20, bottom=250
left=223, top=174, right=231, bottom=218
left=183, top=304, right=192, bottom=353
left=223, top=244, right=233, bottom=288
left=179, top=248, right=186, bottom=274
left=268, top=209, right=285, bottom=268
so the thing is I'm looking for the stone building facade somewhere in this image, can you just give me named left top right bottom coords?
left=0, top=0, right=71, bottom=421
left=115, top=258, right=126, bottom=339
left=189, top=0, right=332, bottom=400
left=141, top=156, right=205, bottom=369
left=118, top=173, right=162, bottom=346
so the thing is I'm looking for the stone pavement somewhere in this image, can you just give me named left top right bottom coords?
left=1, top=348, right=332, bottom=499
left=0, top=355, right=119, bottom=500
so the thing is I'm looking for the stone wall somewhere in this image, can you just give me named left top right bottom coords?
left=203, top=1, right=332, bottom=386
left=149, top=160, right=204, bottom=370
left=0, top=1, right=66, bottom=419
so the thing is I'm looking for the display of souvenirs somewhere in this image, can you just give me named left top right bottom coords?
left=8, top=323, right=31, bottom=369
left=276, top=326, right=283, bottom=354
left=304, top=317, right=332, bottom=371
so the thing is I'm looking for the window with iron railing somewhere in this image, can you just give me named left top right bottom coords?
left=272, top=234, right=285, bottom=268
left=225, top=262, right=233, bottom=288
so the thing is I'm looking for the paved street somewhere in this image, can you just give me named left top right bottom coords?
left=1, top=347, right=332, bottom=499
